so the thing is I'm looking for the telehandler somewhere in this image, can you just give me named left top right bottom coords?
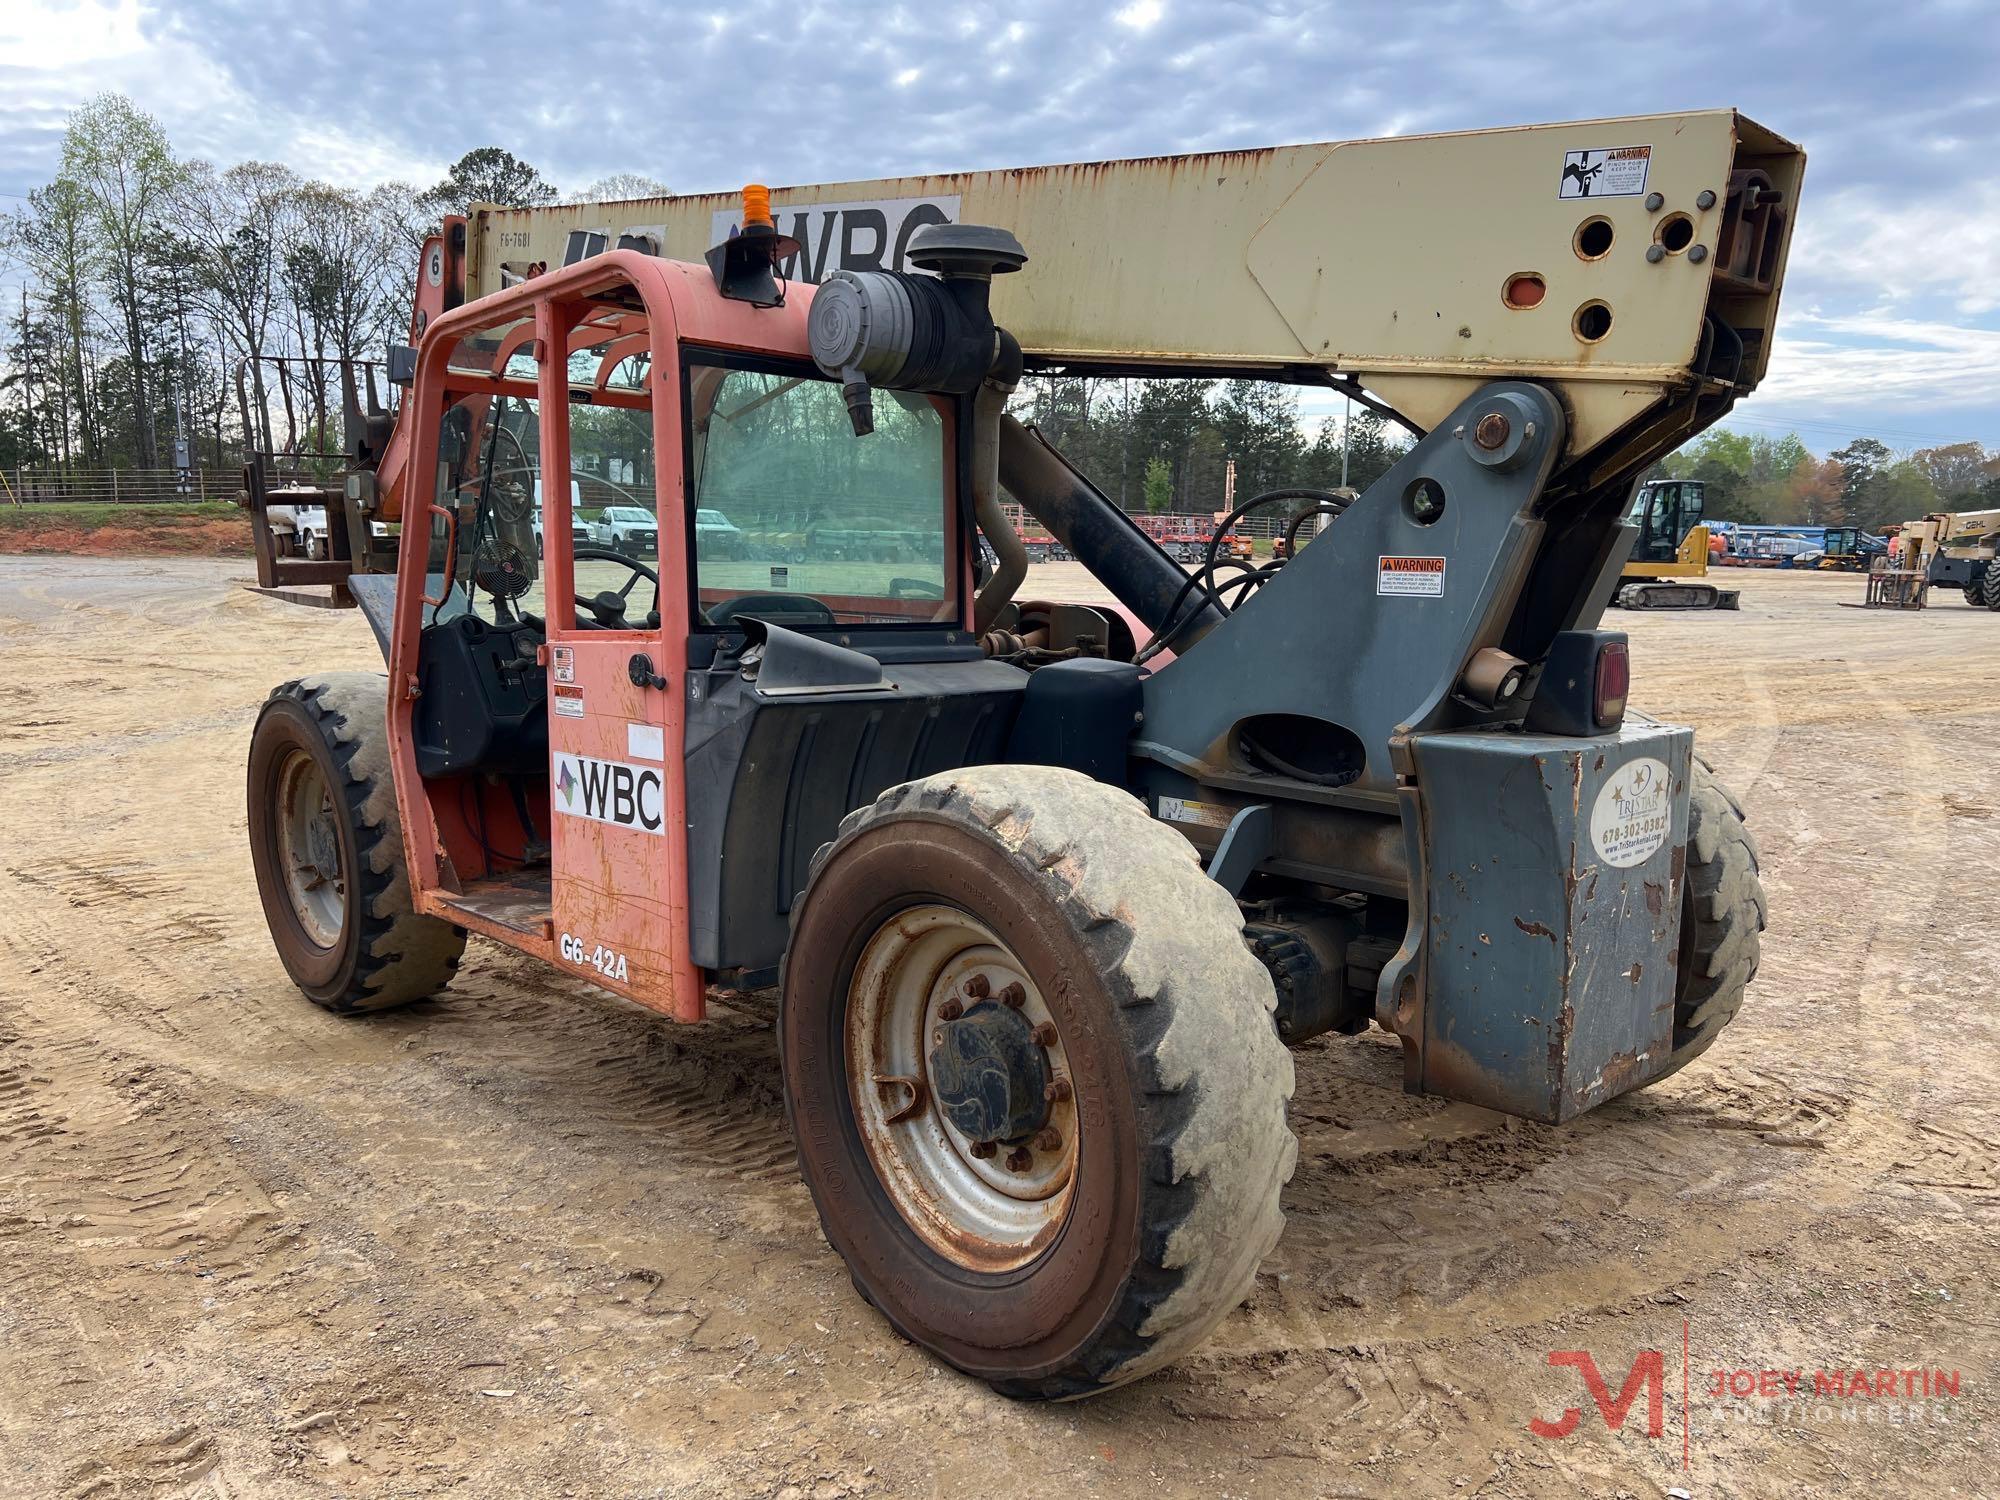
left=244, top=113, right=1791, bottom=1397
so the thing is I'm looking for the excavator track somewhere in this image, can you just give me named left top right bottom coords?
left=1615, top=581, right=1742, bottom=611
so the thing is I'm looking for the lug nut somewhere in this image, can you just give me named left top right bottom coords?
left=970, top=1139, right=997, bottom=1159
left=1034, top=1127, right=1062, bottom=1153
left=1004, top=1147, right=1034, bottom=1173
left=1030, top=1021, right=1057, bottom=1047
left=1474, top=412, right=1510, bottom=451
left=1044, top=1077, right=1072, bottom=1103
left=998, top=981, right=1026, bottom=1009
left=961, top=973, right=990, bottom=999
left=938, top=997, right=963, bottom=1020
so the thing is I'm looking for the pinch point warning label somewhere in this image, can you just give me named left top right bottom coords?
left=1378, top=555, right=1446, bottom=597
left=1560, top=145, right=1652, bottom=199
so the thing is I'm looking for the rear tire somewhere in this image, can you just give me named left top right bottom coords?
left=1650, top=758, right=1765, bottom=1081
left=781, top=766, right=1295, bottom=1399
left=247, top=674, right=465, bottom=1014
left=1982, top=565, right=2000, bottom=610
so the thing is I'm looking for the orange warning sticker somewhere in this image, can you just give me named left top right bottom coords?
left=1377, top=555, right=1446, bottom=597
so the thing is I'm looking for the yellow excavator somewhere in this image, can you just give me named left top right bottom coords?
left=1613, top=477, right=1739, bottom=609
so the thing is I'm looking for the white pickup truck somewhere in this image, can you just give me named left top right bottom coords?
left=589, top=505, right=661, bottom=557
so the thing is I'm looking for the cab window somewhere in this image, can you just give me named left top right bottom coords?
left=432, top=388, right=548, bottom=628
left=686, top=360, right=957, bottom=626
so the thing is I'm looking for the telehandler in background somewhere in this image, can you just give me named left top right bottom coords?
left=243, top=112, right=1791, bottom=1396
left=1899, top=508, right=2000, bottom=608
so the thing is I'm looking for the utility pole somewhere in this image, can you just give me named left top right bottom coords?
left=19, top=289, right=39, bottom=468
left=1340, top=393, right=1351, bottom=489
left=170, top=268, right=194, bottom=493
left=1119, top=377, right=1131, bottom=510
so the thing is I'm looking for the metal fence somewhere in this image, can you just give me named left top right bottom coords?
left=1, top=468, right=234, bottom=506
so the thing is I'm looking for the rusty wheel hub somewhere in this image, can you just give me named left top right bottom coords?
left=846, top=904, right=1078, bottom=1272
left=275, top=747, right=345, bottom=949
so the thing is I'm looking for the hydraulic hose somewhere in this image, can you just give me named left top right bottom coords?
left=997, top=416, right=1226, bottom=646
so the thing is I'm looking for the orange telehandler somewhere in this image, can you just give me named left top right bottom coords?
left=242, top=114, right=1793, bottom=1396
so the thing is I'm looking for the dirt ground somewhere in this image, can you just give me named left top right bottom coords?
left=0, top=557, right=1993, bottom=1499
left=0, top=505, right=252, bottom=559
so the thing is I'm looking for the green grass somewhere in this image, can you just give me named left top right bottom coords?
left=0, top=501, right=242, bottom=528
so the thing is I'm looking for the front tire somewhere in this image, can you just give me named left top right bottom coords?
left=1982, top=565, right=2000, bottom=611
left=247, top=674, right=464, bottom=1014
left=781, top=767, right=1295, bottom=1399
left=1652, top=759, right=1766, bottom=1080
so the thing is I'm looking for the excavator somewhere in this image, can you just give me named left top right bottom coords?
left=1613, top=476, right=1741, bottom=609
left=240, top=111, right=1795, bottom=1397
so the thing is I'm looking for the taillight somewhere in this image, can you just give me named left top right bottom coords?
left=1594, top=641, right=1630, bottom=727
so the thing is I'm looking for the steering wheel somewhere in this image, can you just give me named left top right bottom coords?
left=572, top=546, right=660, bottom=629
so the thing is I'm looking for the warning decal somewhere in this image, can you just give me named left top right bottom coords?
left=1157, top=796, right=1234, bottom=831
left=1559, top=145, right=1652, bottom=199
left=552, top=684, right=584, bottom=719
left=1377, top=556, right=1446, bottom=597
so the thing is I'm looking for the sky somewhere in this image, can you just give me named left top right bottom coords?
left=2, top=0, right=1997, bottom=453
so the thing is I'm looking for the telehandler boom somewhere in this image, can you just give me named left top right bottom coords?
left=243, top=111, right=1793, bottom=1396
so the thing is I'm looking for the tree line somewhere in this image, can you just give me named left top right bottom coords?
left=0, top=93, right=662, bottom=477
left=0, top=92, right=1405, bottom=512
left=1012, top=374, right=1409, bottom=515
left=4, top=91, right=1988, bottom=537
left=1649, top=429, right=2000, bottom=532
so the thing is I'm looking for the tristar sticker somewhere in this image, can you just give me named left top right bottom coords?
left=556, top=761, right=578, bottom=806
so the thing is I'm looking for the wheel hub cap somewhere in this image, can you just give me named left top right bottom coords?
left=928, top=1001, right=1050, bottom=1145
left=845, top=905, right=1079, bottom=1272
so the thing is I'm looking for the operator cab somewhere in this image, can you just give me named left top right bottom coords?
left=389, top=250, right=1104, bottom=1013
left=1628, top=479, right=1705, bottom=563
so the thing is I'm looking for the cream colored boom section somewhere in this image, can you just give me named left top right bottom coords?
left=468, top=110, right=1801, bottom=456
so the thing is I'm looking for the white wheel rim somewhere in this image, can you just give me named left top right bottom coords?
left=845, top=904, right=1078, bottom=1273
left=276, top=747, right=345, bottom=949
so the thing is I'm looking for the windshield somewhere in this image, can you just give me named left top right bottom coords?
left=687, top=361, right=956, bottom=625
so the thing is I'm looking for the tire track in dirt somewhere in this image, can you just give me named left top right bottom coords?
left=395, top=954, right=799, bottom=1183
left=0, top=1018, right=309, bottom=1294
left=5, top=559, right=1997, bottom=1499
left=60, top=1424, right=222, bottom=1499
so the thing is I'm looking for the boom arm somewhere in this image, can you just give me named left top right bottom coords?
left=464, top=110, right=1801, bottom=467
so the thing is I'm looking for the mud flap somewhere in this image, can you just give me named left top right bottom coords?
left=1376, top=722, right=1694, bottom=1123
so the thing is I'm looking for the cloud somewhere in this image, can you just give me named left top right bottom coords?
left=0, top=0, right=436, bottom=194
left=1789, top=182, right=2000, bottom=317
left=1759, top=314, right=2000, bottom=416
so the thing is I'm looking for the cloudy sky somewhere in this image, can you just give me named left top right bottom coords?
left=4, top=0, right=1996, bottom=450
